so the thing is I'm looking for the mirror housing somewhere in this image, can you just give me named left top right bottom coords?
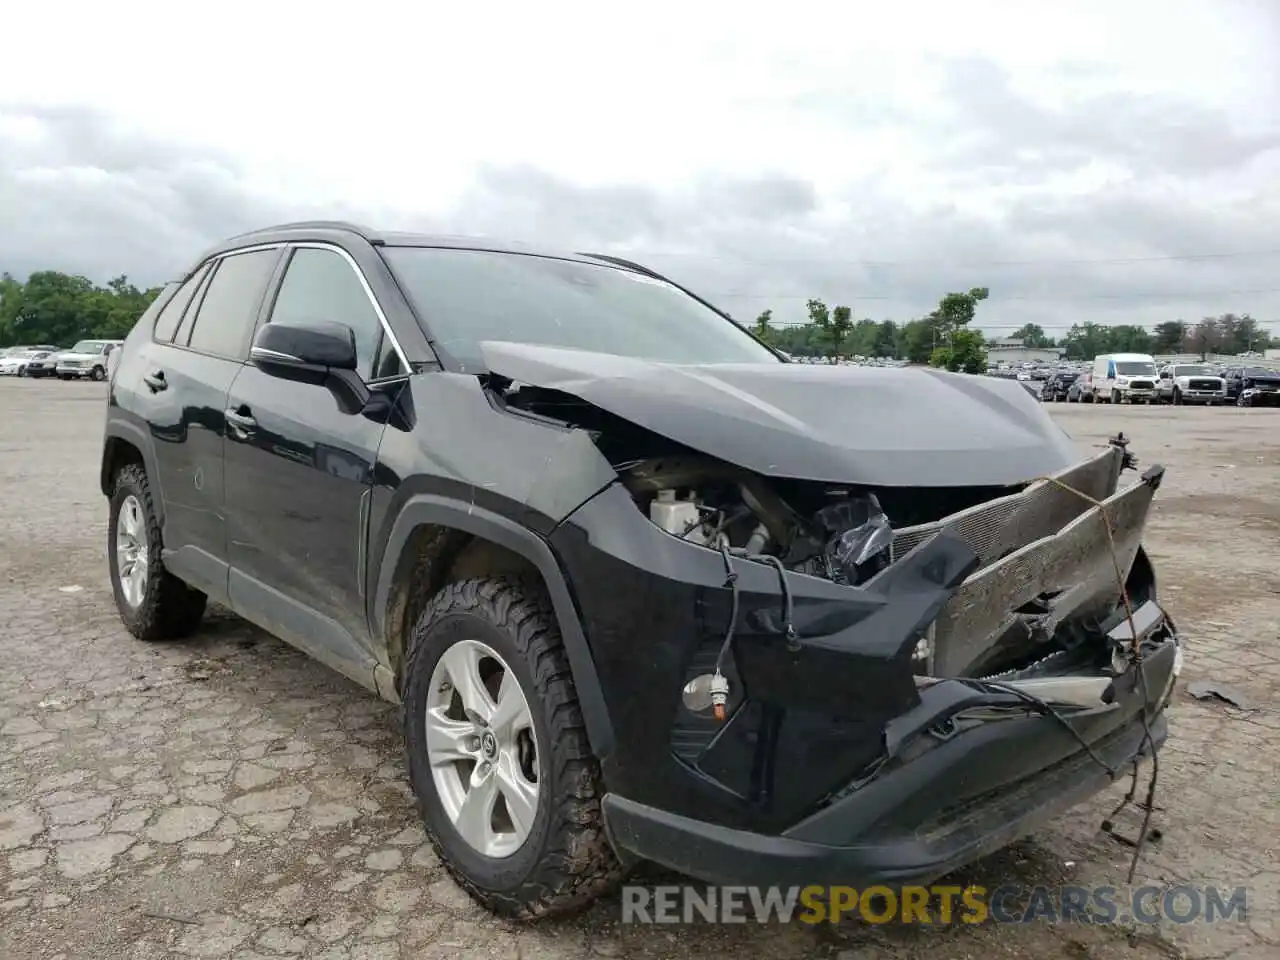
left=250, top=321, right=358, bottom=371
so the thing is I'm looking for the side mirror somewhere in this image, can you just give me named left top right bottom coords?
left=251, top=321, right=358, bottom=371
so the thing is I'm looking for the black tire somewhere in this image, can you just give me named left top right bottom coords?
left=1172, top=387, right=1182, bottom=406
left=59, top=374, right=72, bottom=381
left=16, top=366, right=25, bottom=378
left=108, top=464, right=207, bottom=641
left=1111, top=389, right=1121, bottom=404
left=90, top=365, right=105, bottom=381
left=403, top=576, right=623, bottom=919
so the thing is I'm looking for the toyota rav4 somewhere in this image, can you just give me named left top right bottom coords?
left=102, top=221, right=1181, bottom=918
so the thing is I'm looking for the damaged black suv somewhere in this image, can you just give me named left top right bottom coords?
left=102, top=221, right=1182, bottom=918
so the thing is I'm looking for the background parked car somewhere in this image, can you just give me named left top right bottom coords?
left=1066, top=374, right=1090, bottom=402
left=1223, top=366, right=1280, bottom=407
left=1041, top=371, right=1077, bottom=401
left=23, top=350, right=62, bottom=378
left=56, top=339, right=123, bottom=380
left=1154, top=363, right=1226, bottom=405
left=0, top=351, right=42, bottom=376
left=0, top=349, right=63, bottom=377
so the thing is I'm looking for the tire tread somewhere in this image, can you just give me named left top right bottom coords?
left=404, top=575, right=624, bottom=919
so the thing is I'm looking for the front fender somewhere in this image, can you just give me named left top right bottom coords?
left=371, top=494, right=614, bottom=759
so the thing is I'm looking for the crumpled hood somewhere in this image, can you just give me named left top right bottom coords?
left=480, top=342, right=1081, bottom=487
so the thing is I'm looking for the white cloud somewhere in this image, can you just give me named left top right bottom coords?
left=2, top=0, right=1278, bottom=333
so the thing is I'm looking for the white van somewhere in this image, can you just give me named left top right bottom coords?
left=1091, top=353, right=1158, bottom=404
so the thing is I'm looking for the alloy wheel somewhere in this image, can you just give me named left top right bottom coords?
left=115, top=494, right=149, bottom=608
left=425, top=639, right=540, bottom=858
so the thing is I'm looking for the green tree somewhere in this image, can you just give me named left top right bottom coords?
left=930, top=328, right=988, bottom=374
left=901, top=318, right=935, bottom=363
left=828, top=305, right=853, bottom=360
left=847, top=317, right=879, bottom=357
left=873, top=319, right=899, bottom=358
left=1151, top=320, right=1187, bottom=354
left=1012, top=322, right=1052, bottom=348
left=928, top=287, right=990, bottom=342
left=926, top=287, right=989, bottom=372
left=0, top=270, right=162, bottom=347
left=752, top=309, right=776, bottom=346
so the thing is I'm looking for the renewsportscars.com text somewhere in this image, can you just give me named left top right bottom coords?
left=621, top=884, right=1248, bottom=926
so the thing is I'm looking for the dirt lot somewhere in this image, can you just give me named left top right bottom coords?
left=1, top=377, right=1276, bottom=960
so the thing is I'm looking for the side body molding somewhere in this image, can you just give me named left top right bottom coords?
left=372, top=494, right=615, bottom=760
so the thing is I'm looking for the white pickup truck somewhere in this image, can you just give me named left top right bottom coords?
left=1154, top=363, right=1227, bottom=405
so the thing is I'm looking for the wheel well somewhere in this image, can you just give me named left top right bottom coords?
left=101, top=437, right=145, bottom=496
left=385, top=525, right=542, bottom=694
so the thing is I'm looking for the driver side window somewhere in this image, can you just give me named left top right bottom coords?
left=268, top=247, right=384, bottom=380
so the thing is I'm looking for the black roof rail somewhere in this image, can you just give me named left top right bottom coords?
left=230, top=220, right=385, bottom=245
left=580, top=252, right=664, bottom=279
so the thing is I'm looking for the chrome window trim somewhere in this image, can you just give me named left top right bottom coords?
left=287, top=242, right=411, bottom=373
left=249, top=346, right=303, bottom=363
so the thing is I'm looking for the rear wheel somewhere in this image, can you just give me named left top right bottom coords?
left=108, top=464, right=207, bottom=641
left=403, top=576, right=623, bottom=918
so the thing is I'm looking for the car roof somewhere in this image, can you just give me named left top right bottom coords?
left=201, top=221, right=640, bottom=273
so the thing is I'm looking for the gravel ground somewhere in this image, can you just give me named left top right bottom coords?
left=1, top=378, right=1277, bottom=960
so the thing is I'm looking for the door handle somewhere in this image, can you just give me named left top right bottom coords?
left=225, top=408, right=257, bottom=433
left=142, top=370, right=167, bottom=392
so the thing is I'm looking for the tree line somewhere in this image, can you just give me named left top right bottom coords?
left=751, top=305, right=1274, bottom=364
left=2, top=268, right=1274, bottom=366
left=0, top=271, right=163, bottom=347
left=753, top=288, right=993, bottom=373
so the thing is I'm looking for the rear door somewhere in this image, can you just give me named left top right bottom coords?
left=222, top=243, right=409, bottom=683
left=131, top=246, right=282, bottom=601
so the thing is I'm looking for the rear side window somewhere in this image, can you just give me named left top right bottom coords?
left=187, top=250, right=279, bottom=359
left=152, top=265, right=212, bottom=342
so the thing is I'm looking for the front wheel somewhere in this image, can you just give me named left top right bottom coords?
left=108, top=464, right=207, bottom=641
left=1111, top=389, right=1121, bottom=404
left=403, top=576, right=622, bottom=919
left=90, top=365, right=105, bottom=381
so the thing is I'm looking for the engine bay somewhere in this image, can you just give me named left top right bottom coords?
left=492, top=376, right=1156, bottom=684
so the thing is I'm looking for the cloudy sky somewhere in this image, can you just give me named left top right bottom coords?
left=2, top=0, right=1278, bottom=336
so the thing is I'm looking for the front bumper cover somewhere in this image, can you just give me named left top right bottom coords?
left=604, top=641, right=1173, bottom=887
left=551, top=440, right=1173, bottom=862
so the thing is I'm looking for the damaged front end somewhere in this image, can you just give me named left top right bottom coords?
left=489, top=359, right=1179, bottom=887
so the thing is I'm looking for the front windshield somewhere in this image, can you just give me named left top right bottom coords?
left=1116, top=361, right=1156, bottom=376
left=1174, top=365, right=1211, bottom=376
left=381, top=247, right=780, bottom=369
left=69, top=341, right=106, bottom=354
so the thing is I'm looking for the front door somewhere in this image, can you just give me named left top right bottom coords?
left=222, top=244, right=405, bottom=682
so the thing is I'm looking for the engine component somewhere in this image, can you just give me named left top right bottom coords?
left=649, top=489, right=701, bottom=538
left=823, top=494, right=895, bottom=584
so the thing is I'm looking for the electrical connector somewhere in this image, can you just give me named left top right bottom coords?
left=710, top=670, right=730, bottom=722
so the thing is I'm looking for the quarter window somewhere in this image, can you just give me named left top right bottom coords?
left=152, top=264, right=211, bottom=342
left=186, top=250, right=279, bottom=359
left=268, top=247, right=384, bottom=380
